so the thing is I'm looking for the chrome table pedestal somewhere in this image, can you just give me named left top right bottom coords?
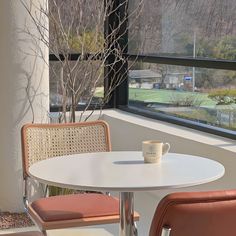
left=119, top=192, right=137, bottom=236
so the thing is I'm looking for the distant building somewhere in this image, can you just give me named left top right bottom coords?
left=129, top=69, right=182, bottom=89
left=129, top=70, right=161, bottom=82
left=129, top=70, right=162, bottom=89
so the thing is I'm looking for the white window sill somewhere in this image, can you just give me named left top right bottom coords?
left=102, top=109, right=236, bottom=154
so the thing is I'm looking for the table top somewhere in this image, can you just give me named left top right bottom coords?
left=29, top=151, right=225, bottom=192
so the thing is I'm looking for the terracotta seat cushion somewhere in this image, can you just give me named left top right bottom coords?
left=31, top=193, right=119, bottom=222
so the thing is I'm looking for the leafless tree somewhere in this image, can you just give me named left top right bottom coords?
left=21, top=0, right=144, bottom=123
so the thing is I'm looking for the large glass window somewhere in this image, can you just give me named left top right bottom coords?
left=129, top=0, right=236, bottom=60
left=128, top=0, right=236, bottom=137
left=48, top=0, right=236, bottom=137
left=128, top=62, right=236, bottom=131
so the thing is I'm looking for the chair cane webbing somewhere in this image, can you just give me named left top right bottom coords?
left=22, top=121, right=111, bottom=177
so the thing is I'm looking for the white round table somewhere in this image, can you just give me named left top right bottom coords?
left=29, top=151, right=225, bottom=236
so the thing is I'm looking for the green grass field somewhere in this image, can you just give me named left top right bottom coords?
left=94, top=87, right=104, bottom=97
left=95, top=87, right=235, bottom=108
left=128, top=88, right=216, bottom=107
left=94, top=87, right=236, bottom=129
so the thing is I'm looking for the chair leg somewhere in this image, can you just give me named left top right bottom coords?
left=42, top=229, right=47, bottom=236
left=39, top=183, right=49, bottom=197
left=133, top=222, right=138, bottom=236
left=161, top=227, right=171, bottom=236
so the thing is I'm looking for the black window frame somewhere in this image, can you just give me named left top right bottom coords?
left=49, top=0, right=236, bottom=140
left=120, top=54, right=236, bottom=140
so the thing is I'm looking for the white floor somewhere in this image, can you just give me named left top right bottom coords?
left=0, top=192, right=161, bottom=236
left=0, top=227, right=114, bottom=236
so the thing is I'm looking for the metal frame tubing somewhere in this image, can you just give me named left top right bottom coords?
left=120, top=192, right=136, bottom=236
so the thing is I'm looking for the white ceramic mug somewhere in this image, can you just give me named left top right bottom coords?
left=142, top=140, right=170, bottom=163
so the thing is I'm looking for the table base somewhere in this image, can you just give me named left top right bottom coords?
left=119, top=192, right=137, bottom=236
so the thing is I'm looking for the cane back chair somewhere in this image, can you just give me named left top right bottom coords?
left=21, top=120, right=139, bottom=233
left=149, top=189, right=236, bottom=236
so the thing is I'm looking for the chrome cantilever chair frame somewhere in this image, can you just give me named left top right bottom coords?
left=161, top=227, right=171, bottom=236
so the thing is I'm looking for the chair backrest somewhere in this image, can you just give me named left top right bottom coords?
left=149, top=190, right=236, bottom=236
left=21, top=120, right=111, bottom=178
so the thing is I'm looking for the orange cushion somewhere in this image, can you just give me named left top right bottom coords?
left=31, top=193, right=119, bottom=222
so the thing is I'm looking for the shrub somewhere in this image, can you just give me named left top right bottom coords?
left=169, top=94, right=204, bottom=107
left=208, top=89, right=236, bottom=105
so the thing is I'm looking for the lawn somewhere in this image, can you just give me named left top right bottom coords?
left=95, top=87, right=234, bottom=108
left=128, top=88, right=216, bottom=107
left=94, top=86, right=236, bottom=130
left=94, top=87, right=104, bottom=97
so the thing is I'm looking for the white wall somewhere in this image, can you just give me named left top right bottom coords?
left=0, top=0, right=49, bottom=212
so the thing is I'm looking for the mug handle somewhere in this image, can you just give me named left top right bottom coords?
left=162, top=143, right=170, bottom=155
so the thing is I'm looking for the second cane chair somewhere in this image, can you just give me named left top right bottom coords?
left=21, top=120, right=139, bottom=235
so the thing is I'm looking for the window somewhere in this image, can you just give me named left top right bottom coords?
left=48, top=0, right=236, bottom=138
left=128, top=62, right=236, bottom=131
left=127, top=0, right=236, bottom=138
left=129, top=0, right=236, bottom=59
